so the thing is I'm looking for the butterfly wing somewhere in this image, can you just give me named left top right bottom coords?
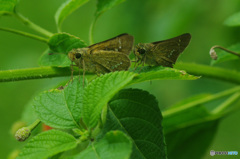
left=89, top=50, right=131, bottom=74
left=146, top=33, right=191, bottom=67
left=89, top=34, right=134, bottom=55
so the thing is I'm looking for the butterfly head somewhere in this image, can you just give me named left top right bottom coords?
left=68, top=48, right=85, bottom=63
left=134, top=43, right=147, bottom=62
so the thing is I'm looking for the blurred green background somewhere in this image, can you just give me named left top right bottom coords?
left=1, top=0, right=240, bottom=158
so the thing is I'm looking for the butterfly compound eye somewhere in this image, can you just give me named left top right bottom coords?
left=75, top=53, right=81, bottom=59
left=138, top=49, right=146, bottom=55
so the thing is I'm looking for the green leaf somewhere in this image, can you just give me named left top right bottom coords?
left=33, top=77, right=86, bottom=129
left=82, top=71, right=136, bottom=128
left=38, top=49, right=71, bottom=67
left=55, top=0, right=89, bottom=28
left=224, top=11, right=240, bottom=26
left=96, top=0, right=126, bottom=17
left=130, top=66, right=198, bottom=85
left=98, top=88, right=167, bottom=159
left=69, top=131, right=132, bottom=159
left=165, top=120, right=219, bottom=159
left=0, top=0, right=18, bottom=15
left=39, top=33, right=87, bottom=67
left=211, top=43, right=240, bottom=65
left=17, top=130, right=77, bottom=159
left=48, top=33, right=87, bottom=53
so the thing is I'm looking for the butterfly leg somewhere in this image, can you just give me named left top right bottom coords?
left=138, top=55, right=147, bottom=73
left=133, top=61, right=140, bottom=71
left=71, top=62, right=74, bottom=81
left=82, top=60, right=85, bottom=87
left=67, top=63, right=77, bottom=86
left=133, top=57, right=141, bottom=71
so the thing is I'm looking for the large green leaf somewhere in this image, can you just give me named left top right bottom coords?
left=38, top=49, right=71, bottom=67
left=17, top=130, right=77, bottom=159
left=0, top=0, right=18, bottom=15
left=69, top=131, right=132, bottom=159
left=211, top=43, right=240, bottom=65
left=82, top=71, right=136, bottom=128
left=96, top=0, right=126, bottom=17
left=55, top=0, right=89, bottom=28
left=130, top=66, right=198, bottom=84
left=98, top=88, right=167, bottom=159
left=33, top=77, right=86, bottom=129
left=48, top=33, right=87, bottom=53
left=39, top=33, right=87, bottom=67
left=224, top=11, right=240, bottom=27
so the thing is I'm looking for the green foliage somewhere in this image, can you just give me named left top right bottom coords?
left=165, top=121, right=219, bottom=159
left=33, top=77, right=86, bottom=129
left=70, top=131, right=132, bottom=159
left=98, top=88, right=167, bottom=159
left=55, top=0, right=90, bottom=30
left=1, top=0, right=240, bottom=159
left=17, top=130, right=78, bottom=159
left=0, top=0, right=18, bottom=15
left=162, top=88, right=240, bottom=159
left=27, top=68, right=196, bottom=158
left=82, top=71, right=136, bottom=128
left=224, top=11, right=240, bottom=27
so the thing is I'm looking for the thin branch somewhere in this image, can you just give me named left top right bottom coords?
left=0, top=67, right=94, bottom=82
left=1, top=62, right=240, bottom=84
left=89, top=17, right=98, bottom=45
left=162, top=86, right=240, bottom=117
left=211, top=92, right=240, bottom=115
left=0, top=27, right=48, bottom=43
left=15, top=12, right=53, bottom=38
left=211, top=45, right=240, bottom=58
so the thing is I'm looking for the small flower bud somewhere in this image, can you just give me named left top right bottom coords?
left=15, top=127, right=31, bottom=142
left=210, top=48, right=218, bottom=60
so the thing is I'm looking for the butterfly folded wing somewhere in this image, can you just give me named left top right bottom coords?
left=89, top=34, right=134, bottom=55
left=90, top=51, right=131, bottom=74
left=149, top=33, right=191, bottom=67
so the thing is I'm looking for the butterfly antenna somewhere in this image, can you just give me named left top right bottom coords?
left=48, top=52, right=66, bottom=55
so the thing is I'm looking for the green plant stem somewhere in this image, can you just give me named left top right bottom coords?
left=162, top=86, right=240, bottom=117
left=15, top=12, right=53, bottom=37
left=0, top=27, right=48, bottom=43
left=89, top=17, right=98, bottom=45
left=0, top=67, right=94, bottom=82
left=1, top=62, right=240, bottom=83
left=175, top=62, right=240, bottom=84
left=28, top=119, right=41, bottom=131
